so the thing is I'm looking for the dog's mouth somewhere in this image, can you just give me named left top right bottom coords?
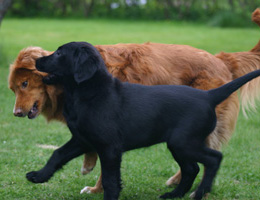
left=35, top=59, right=47, bottom=73
left=28, top=101, right=39, bottom=119
left=43, top=74, right=62, bottom=85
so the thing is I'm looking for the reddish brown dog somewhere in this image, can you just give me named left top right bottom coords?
left=8, top=8, right=260, bottom=195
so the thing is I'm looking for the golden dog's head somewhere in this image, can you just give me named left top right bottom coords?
left=8, top=47, right=62, bottom=119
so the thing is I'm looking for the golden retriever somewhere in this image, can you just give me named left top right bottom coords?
left=8, top=8, right=260, bottom=194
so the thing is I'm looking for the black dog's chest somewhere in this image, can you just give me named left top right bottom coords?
left=63, top=92, right=77, bottom=121
left=62, top=91, right=82, bottom=137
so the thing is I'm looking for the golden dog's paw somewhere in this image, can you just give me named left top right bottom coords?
left=81, top=166, right=94, bottom=175
left=165, top=174, right=181, bottom=186
left=80, top=186, right=103, bottom=194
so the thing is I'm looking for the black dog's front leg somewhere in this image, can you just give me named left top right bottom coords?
left=26, top=136, right=84, bottom=183
left=98, top=148, right=122, bottom=200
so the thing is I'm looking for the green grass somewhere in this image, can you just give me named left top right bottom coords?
left=0, top=18, right=260, bottom=199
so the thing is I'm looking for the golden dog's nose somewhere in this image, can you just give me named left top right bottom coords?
left=13, top=108, right=25, bottom=117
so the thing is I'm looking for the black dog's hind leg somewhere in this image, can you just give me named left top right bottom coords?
left=160, top=142, right=200, bottom=199
left=98, top=147, right=122, bottom=200
left=26, top=136, right=85, bottom=183
left=191, top=148, right=222, bottom=200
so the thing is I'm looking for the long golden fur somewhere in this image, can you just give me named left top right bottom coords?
left=8, top=8, right=260, bottom=194
left=216, top=8, right=260, bottom=116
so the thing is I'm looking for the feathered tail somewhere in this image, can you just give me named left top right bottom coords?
left=215, top=8, right=260, bottom=116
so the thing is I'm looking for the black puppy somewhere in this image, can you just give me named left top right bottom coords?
left=27, top=41, right=260, bottom=200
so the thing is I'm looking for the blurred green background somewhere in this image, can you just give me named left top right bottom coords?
left=4, top=0, right=260, bottom=27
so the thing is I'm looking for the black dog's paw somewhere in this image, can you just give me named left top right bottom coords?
left=160, top=192, right=172, bottom=199
left=26, top=170, right=51, bottom=183
left=43, top=74, right=60, bottom=85
left=191, top=191, right=204, bottom=200
left=160, top=191, right=183, bottom=199
left=190, top=188, right=209, bottom=200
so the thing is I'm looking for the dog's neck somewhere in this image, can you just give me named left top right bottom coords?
left=63, top=68, right=114, bottom=100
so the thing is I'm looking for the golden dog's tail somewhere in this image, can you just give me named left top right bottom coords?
left=215, top=8, right=260, bottom=116
left=251, top=8, right=260, bottom=52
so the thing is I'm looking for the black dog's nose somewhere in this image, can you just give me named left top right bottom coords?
left=13, top=108, right=25, bottom=117
left=35, top=59, right=42, bottom=71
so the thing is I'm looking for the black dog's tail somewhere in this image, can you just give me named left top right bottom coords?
left=208, top=69, right=260, bottom=106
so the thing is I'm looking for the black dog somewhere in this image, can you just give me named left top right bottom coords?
left=27, top=42, right=260, bottom=200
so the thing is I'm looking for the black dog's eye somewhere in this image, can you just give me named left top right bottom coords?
left=56, top=50, right=61, bottom=56
left=22, top=81, right=28, bottom=88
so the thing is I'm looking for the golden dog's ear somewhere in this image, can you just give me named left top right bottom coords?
left=15, top=47, right=52, bottom=70
left=10, top=46, right=53, bottom=77
left=74, top=46, right=98, bottom=84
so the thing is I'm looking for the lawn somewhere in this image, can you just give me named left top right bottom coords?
left=0, top=18, right=260, bottom=200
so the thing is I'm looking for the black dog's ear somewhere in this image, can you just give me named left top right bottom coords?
left=74, top=46, right=98, bottom=84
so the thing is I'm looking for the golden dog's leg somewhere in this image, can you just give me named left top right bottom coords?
left=80, top=173, right=104, bottom=194
left=166, top=170, right=182, bottom=186
left=81, top=152, right=98, bottom=175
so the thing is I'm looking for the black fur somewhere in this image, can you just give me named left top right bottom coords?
left=27, top=41, right=260, bottom=200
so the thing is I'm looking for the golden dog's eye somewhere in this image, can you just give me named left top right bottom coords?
left=22, top=81, right=28, bottom=88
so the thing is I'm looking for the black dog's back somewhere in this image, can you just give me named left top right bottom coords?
left=115, top=69, right=260, bottom=151
left=116, top=83, right=213, bottom=150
